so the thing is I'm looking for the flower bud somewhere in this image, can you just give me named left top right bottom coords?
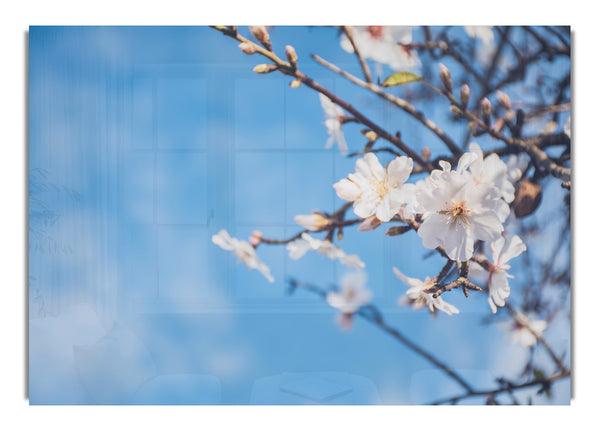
left=249, top=230, right=263, bottom=247
left=238, top=42, right=256, bottom=55
left=385, top=225, right=412, bottom=236
left=285, top=45, right=298, bottom=68
left=450, top=105, right=462, bottom=115
left=249, top=26, right=272, bottom=50
left=481, top=97, right=492, bottom=126
left=496, top=90, right=512, bottom=110
left=421, top=146, right=431, bottom=162
left=253, top=63, right=278, bottom=74
left=365, top=131, right=378, bottom=142
left=513, top=180, right=542, bottom=218
left=294, top=213, right=330, bottom=231
left=492, top=118, right=505, bottom=133
left=439, top=63, right=453, bottom=93
left=358, top=215, right=382, bottom=232
left=460, top=84, right=470, bottom=109
left=289, top=79, right=302, bottom=89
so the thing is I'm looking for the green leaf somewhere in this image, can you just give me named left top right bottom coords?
left=380, top=72, right=423, bottom=87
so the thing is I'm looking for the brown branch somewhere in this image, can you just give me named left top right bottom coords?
left=288, top=279, right=476, bottom=394
left=211, top=26, right=433, bottom=171
left=505, top=303, right=569, bottom=375
left=342, top=26, right=373, bottom=84
left=419, top=79, right=571, bottom=182
left=431, top=370, right=570, bottom=405
left=311, top=53, right=462, bottom=157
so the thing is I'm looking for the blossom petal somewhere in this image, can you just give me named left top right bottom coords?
left=443, top=222, right=475, bottom=261
left=212, top=230, right=235, bottom=251
left=387, top=156, right=413, bottom=186
left=334, top=178, right=361, bottom=202
left=499, top=235, right=526, bottom=266
left=470, top=211, right=503, bottom=243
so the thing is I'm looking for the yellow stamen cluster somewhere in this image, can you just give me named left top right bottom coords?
left=438, top=201, right=472, bottom=229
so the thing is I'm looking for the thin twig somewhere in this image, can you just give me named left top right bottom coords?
left=311, top=53, right=462, bottom=157
left=211, top=26, right=433, bottom=171
left=289, top=279, right=476, bottom=394
left=342, top=26, right=373, bottom=84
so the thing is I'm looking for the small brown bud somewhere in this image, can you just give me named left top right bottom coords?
left=460, top=84, right=470, bottom=109
left=513, top=180, right=542, bottom=218
left=421, top=147, right=431, bottom=162
left=249, top=26, right=272, bottom=51
left=481, top=97, right=492, bottom=126
left=253, top=64, right=278, bottom=74
left=238, top=42, right=256, bottom=55
left=285, top=45, right=298, bottom=68
left=439, top=63, right=453, bottom=93
left=385, top=225, right=412, bottom=236
left=496, top=90, right=512, bottom=110
left=450, top=105, right=462, bottom=115
left=289, top=79, right=302, bottom=89
left=492, top=118, right=505, bottom=133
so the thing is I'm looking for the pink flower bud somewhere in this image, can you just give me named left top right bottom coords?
left=253, top=64, right=278, bottom=74
left=249, top=230, right=263, bottom=246
left=439, top=63, right=453, bottom=93
left=285, top=45, right=298, bottom=68
left=238, top=42, right=256, bottom=55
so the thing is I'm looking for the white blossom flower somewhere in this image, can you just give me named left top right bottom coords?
left=466, top=142, right=514, bottom=222
left=286, top=233, right=365, bottom=269
left=319, top=94, right=348, bottom=155
left=340, top=26, right=421, bottom=73
left=333, top=152, right=414, bottom=222
left=293, top=212, right=330, bottom=231
left=212, top=229, right=274, bottom=282
left=416, top=156, right=504, bottom=262
left=393, top=267, right=459, bottom=315
left=327, top=272, right=372, bottom=314
left=507, top=312, right=548, bottom=347
left=476, top=235, right=526, bottom=314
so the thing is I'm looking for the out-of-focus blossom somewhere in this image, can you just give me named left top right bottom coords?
left=293, top=212, right=330, bottom=231
left=464, top=26, right=494, bottom=45
left=286, top=233, right=365, bottom=269
left=416, top=155, right=504, bottom=262
left=340, top=26, right=421, bottom=73
left=212, top=229, right=274, bottom=282
left=327, top=272, right=372, bottom=314
left=505, top=153, right=529, bottom=183
left=466, top=142, right=514, bottom=222
left=319, top=94, right=348, bottom=155
left=473, top=235, right=527, bottom=313
left=393, top=267, right=459, bottom=315
left=507, top=312, right=548, bottom=347
left=334, top=153, right=414, bottom=222
left=464, top=26, right=495, bottom=64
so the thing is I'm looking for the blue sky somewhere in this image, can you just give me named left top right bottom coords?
left=28, top=26, right=571, bottom=405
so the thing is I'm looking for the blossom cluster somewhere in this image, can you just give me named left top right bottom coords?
left=333, top=143, right=526, bottom=314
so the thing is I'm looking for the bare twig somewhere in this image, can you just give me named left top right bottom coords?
left=288, top=279, right=476, bottom=393
left=212, top=26, right=433, bottom=171
left=342, top=26, right=373, bottom=84
left=311, top=54, right=462, bottom=157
